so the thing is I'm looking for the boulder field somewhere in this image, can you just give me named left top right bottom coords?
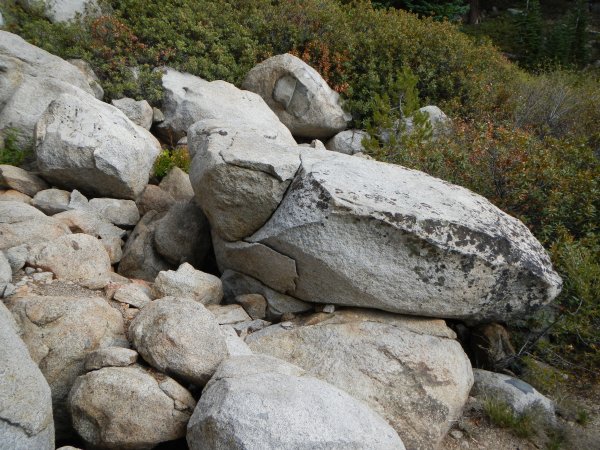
left=0, top=30, right=561, bottom=450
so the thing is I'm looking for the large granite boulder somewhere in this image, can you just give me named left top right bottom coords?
left=187, top=355, right=404, bottom=449
left=35, top=92, right=161, bottom=199
left=242, top=54, right=351, bottom=139
left=247, top=309, right=472, bottom=449
left=0, top=31, right=94, bottom=145
left=5, top=295, right=127, bottom=438
left=0, top=303, right=54, bottom=450
left=156, top=68, right=296, bottom=145
left=189, top=125, right=562, bottom=322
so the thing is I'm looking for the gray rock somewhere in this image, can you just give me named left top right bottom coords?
left=69, top=365, right=195, bottom=449
left=207, top=304, right=251, bottom=325
left=326, top=129, right=369, bottom=155
left=27, top=233, right=112, bottom=289
left=111, top=97, right=153, bottom=130
left=242, top=54, right=351, bottom=139
left=118, top=211, right=172, bottom=281
left=187, top=355, right=404, bottom=450
left=152, top=107, right=165, bottom=123
left=31, top=188, right=71, bottom=215
left=220, top=325, right=253, bottom=356
left=0, top=302, right=54, bottom=450
left=159, top=166, right=194, bottom=201
left=0, top=189, right=32, bottom=203
left=0, top=31, right=94, bottom=145
left=0, top=165, right=49, bottom=197
left=67, top=59, right=103, bottom=100
left=247, top=309, right=473, bottom=449
left=0, top=251, right=12, bottom=294
left=0, top=201, right=71, bottom=250
left=130, top=297, right=229, bottom=385
left=135, top=184, right=175, bottom=216
left=232, top=319, right=272, bottom=337
left=19, top=0, right=100, bottom=23
left=153, top=199, right=211, bottom=268
left=157, top=68, right=296, bottom=145
left=84, top=347, right=138, bottom=370
left=87, top=197, right=140, bottom=227
left=35, top=91, right=161, bottom=200
left=5, top=294, right=126, bottom=439
left=0, top=11, right=4, bottom=28
left=4, top=244, right=28, bottom=273
left=472, top=369, right=555, bottom=421
left=235, top=293, right=267, bottom=320
left=113, top=283, right=152, bottom=308
left=152, top=263, right=222, bottom=305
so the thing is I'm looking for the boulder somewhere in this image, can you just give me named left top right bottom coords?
left=118, top=211, right=172, bottom=281
left=135, top=184, right=175, bottom=216
left=157, top=68, right=296, bottom=145
left=153, top=199, right=211, bottom=267
left=84, top=347, right=138, bottom=371
left=235, top=293, right=267, bottom=320
left=406, top=105, right=451, bottom=138
left=159, top=166, right=194, bottom=201
left=190, top=127, right=562, bottom=322
left=27, top=233, right=112, bottom=289
left=19, top=0, right=100, bottom=23
left=220, top=325, right=253, bottom=356
left=0, top=201, right=71, bottom=250
left=247, top=309, right=472, bottom=449
left=112, top=283, right=152, bottom=308
left=31, top=188, right=72, bottom=215
left=87, top=198, right=140, bottom=227
left=0, top=189, right=32, bottom=203
left=207, top=304, right=251, bottom=325
left=67, top=59, right=104, bottom=100
left=152, top=263, right=222, bottom=305
left=4, top=244, right=28, bottom=273
left=111, top=97, right=153, bottom=130
left=130, top=297, right=229, bottom=385
left=0, top=302, right=54, bottom=450
left=69, top=365, right=196, bottom=449
left=326, top=129, right=369, bottom=155
left=0, top=165, right=48, bottom=197
left=187, top=355, right=404, bottom=450
left=0, top=251, right=12, bottom=294
left=242, top=54, right=351, bottom=139
left=35, top=91, right=161, bottom=199
left=5, top=294, right=126, bottom=438
left=0, top=31, right=94, bottom=144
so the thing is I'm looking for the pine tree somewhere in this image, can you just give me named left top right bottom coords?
left=514, top=0, right=543, bottom=69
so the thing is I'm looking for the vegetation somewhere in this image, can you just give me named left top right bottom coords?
left=0, top=129, right=33, bottom=166
left=482, top=396, right=537, bottom=438
left=152, top=147, right=191, bottom=179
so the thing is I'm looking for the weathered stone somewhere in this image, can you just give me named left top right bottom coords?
left=326, top=129, right=369, bottom=155
left=27, top=233, right=111, bottom=289
left=0, top=302, right=54, bottom=450
left=5, top=294, right=126, bottom=438
left=67, top=59, right=104, bottom=100
left=87, top=198, right=140, bottom=227
left=84, top=347, right=138, bottom=371
left=242, top=54, right=351, bottom=139
left=19, top=0, right=100, bottom=23
left=135, top=184, right=175, bottom=216
left=220, top=325, right=253, bottom=356
left=113, top=283, right=152, bottom=308
left=207, top=304, right=251, bottom=325
left=35, top=92, right=161, bottom=199
left=130, top=297, right=229, bottom=385
left=4, top=244, right=28, bottom=273
left=0, top=250, right=11, bottom=294
left=157, top=68, right=296, bottom=145
left=152, top=263, right=222, bottom=305
left=69, top=365, right=195, bottom=449
left=187, top=355, right=404, bottom=450
left=111, top=97, right=153, bottom=130
left=234, top=293, right=267, bottom=320
left=31, top=188, right=71, bottom=215
left=159, top=166, right=194, bottom=201
left=0, top=165, right=48, bottom=197
left=152, top=107, right=165, bottom=123
left=232, top=319, right=272, bottom=337
left=0, top=189, right=32, bottom=203
left=247, top=309, right=473, bottom=449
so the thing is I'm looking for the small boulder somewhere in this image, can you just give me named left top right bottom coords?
left=207, top=304, right=251, bottom=325
left=31, top=188, right=72, bottom=215
left=111, top=97, right=153, bottom=130
left=159, top=166, right=194, bottom=201
left=130, top=296, right=229, bottom=385
left=135, top=184, right=175, bottom=216
left=152, top=263, right=222, bottom=305
left=87, top=197, right=140, bottom=227
left=0, top=189, right=32, bottom=204
left=84, top=347, right=138, bottom=371
left=0, top=165, right=48, bottom=197
left=235, top=293, right=267, bottom=320
left=326, top=129, right=369, bottom=155
left=113, top=283, right=152, bottom=308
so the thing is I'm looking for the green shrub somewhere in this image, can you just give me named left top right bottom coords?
left=0, top=129, right=33, bottom=166
left=152, top=147, right=191, bottom=179
left=482, top=396, right=537, bottom=438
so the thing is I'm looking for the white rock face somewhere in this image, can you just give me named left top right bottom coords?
left=242, top=54, right=351, bottom=139
left=19, top=0, right=100, bottom=23
left=152, top=263, right=222, bottom=305
left=186, top=355, right=405, bottom=450
left=5, top=295, right=126, bottom=438
left=326, top=129, right=369, bottom=155
left=190, top=126, right=562, bottom=322
left=69, top=366, right=196, bottom=449
left=0, top=31, right=94, bottom=144
left=247, top=309, right=472, bottom=449
left=157, top=68, right=296, bottom=145
left=35, top=91, right=161, bottom=199
left=0, top=302, right=54, bottom=450
left=111, top=97, right=153, bottom=130
left=130, top=296, right=229, bottom=385
left=0, top=165, right=49, bottom=197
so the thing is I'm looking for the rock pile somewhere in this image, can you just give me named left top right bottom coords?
left=0, top=30, right=562, bottom=450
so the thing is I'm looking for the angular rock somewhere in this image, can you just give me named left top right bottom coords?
left=235, top=293, right=267, bottom=320
left=19, top=0, right=100, bottom=23
left=67, top=59, right=104, bottom=100
left=0, top=302, right=54, bottom=450
left=113, top=283, right=152, bottom=308
left=27, top=233, right=111, bottom=289
left=135, top=184, right=175, bottom=216
left=111, top=97, right=153, bottom=130
left=159, top=166, right=194, bottom=201
left=242, top=54, right=351, bottom=139
left=31, top=188, right=71, bottom=215
left=130, top=297, right=229, bottom=385
left=0, top=31, right=94, bottom=144
left=247, top=309, right=472, bottom=449
left=326, top=129, right=369, bottom=155
left=153, top=199, right=211, bottom=267
left=35, top=91, right=161, bottom=199
left=0, top=165, right=48, bottom=197
left=118, top=211, right=172, bottom=281
left=5, top=295, right=126, bottom=438
left=157, top=68, right=296, bottom=145
left=152, top=263, right=222, bottom=305
left=207, top=304, right=251, bottom=325
left=84, top=347, right=138, bottom=371
left=69, top=366, right=195, bottom=449
left=187, top=355, right=404, bottom=450
left=87, top=198, right=140, bottom=227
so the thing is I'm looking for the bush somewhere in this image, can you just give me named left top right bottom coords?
left=0, top=129, right=33, bottom=166
left=152, top=147, right=191, bottom=179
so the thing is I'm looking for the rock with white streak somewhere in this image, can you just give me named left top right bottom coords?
left=152, top=263, right=222, bottom=305
left=242, top=54, right=351, bottom=139
left=0, top=165, right=49, bottom=197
